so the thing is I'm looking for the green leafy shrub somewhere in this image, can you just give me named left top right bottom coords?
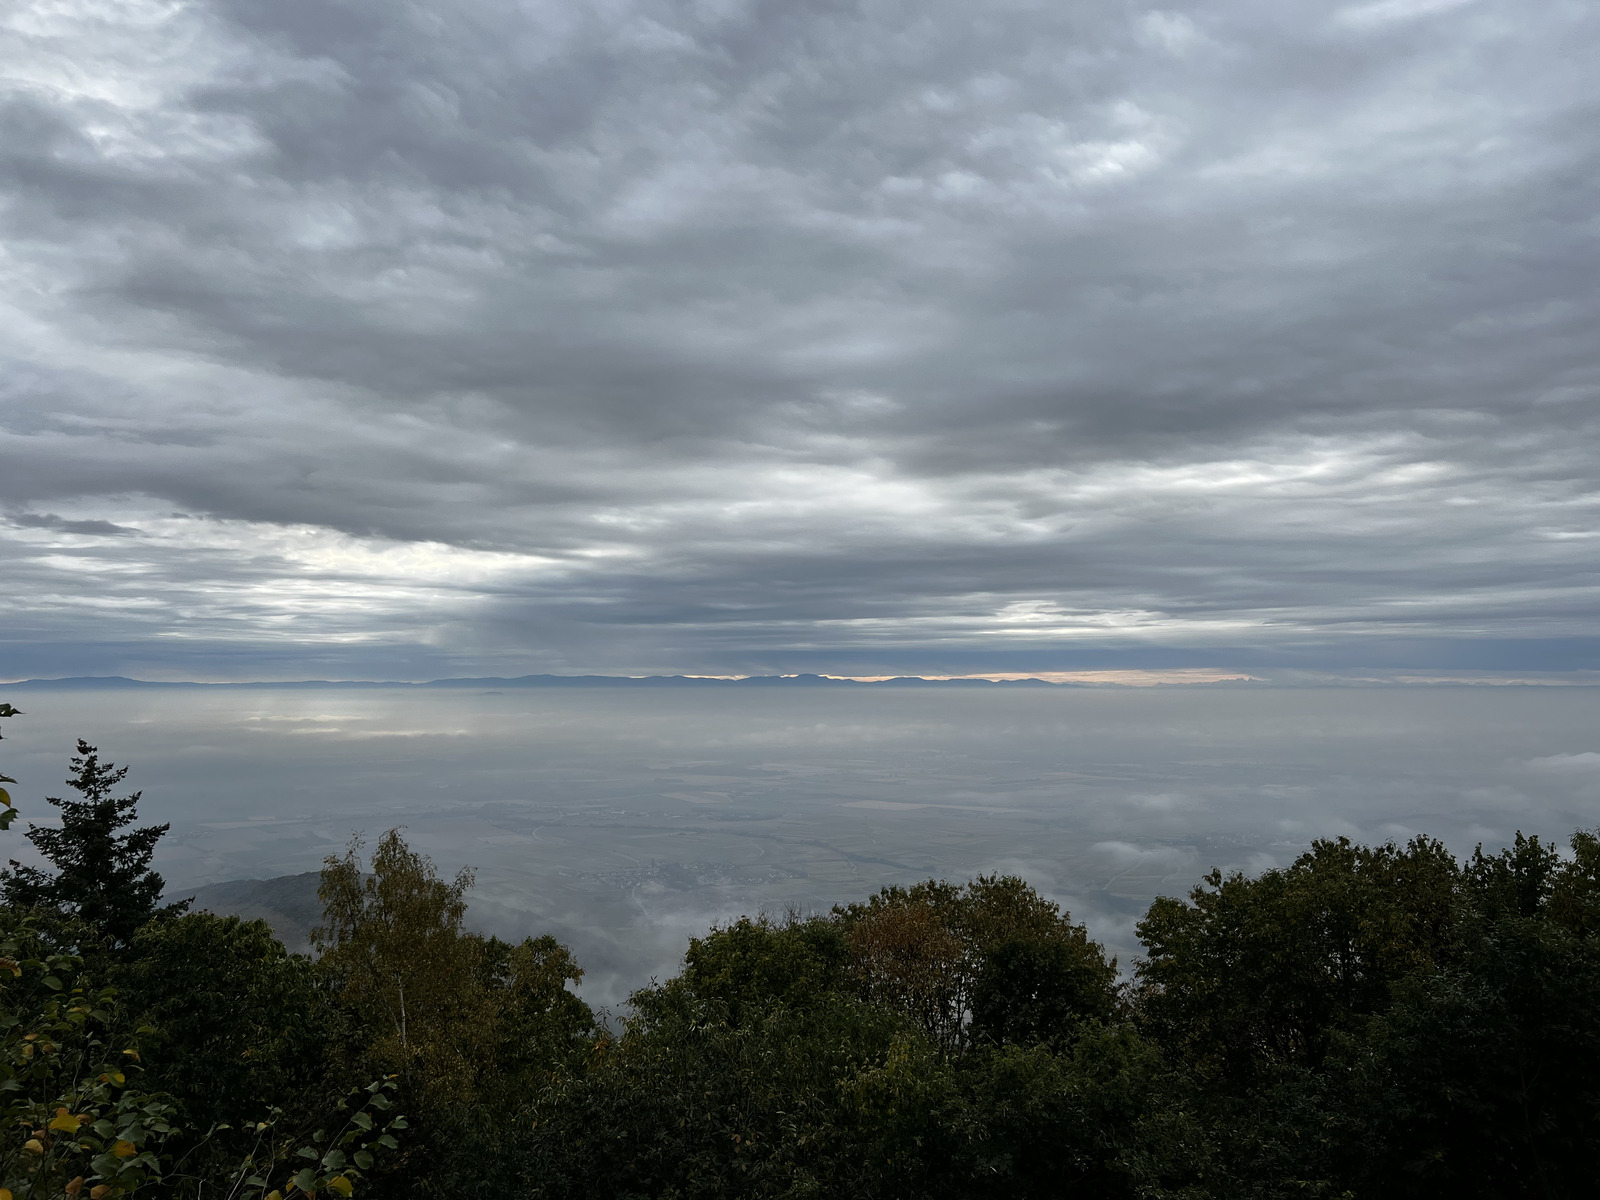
left=0, top=913, right=175, bottom=1199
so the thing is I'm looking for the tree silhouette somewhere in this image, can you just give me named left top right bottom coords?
left=1, top=739, right=185, bottom=945
left=0, top=702, right=20, bottom=831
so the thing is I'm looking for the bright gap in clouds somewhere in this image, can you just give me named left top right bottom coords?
left=0, top=0, right=1595, bottom=681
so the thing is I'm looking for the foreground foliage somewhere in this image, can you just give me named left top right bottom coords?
left=503, top=832, right=1600, bottom=1200
left=3, top=708, right=1598, bottom=1197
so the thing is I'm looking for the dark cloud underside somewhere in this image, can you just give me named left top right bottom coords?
left=1, top=0, right=1596, bottom=679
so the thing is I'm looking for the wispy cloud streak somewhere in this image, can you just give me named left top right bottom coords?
left=0, top=0, right=1595, bottom=678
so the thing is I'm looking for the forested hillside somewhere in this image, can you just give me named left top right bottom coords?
left=2, top=713, right=1597, bottom=1198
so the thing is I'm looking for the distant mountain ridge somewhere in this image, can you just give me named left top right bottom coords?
left=178, top=872, right=324, bottom=952
left=5, top=672, right=1089, bottom=689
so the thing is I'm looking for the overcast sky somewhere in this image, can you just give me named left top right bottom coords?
left=1, top=0, right=1595, bottom=681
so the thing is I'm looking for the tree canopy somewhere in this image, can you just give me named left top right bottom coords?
left=1, top=740, right=186, bottom=947
left=0, top=702, right=21, bottom=831
left=2, top=723, right=1598, bottom=1198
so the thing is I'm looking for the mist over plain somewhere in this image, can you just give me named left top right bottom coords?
left=2, top=0, right=1597, bottom=1011
left=2, top=684, right=1595, bottom=1006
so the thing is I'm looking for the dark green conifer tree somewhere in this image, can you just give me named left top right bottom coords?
left=1, top=739, right=186, bottom=945
left=0, top=702, right=20, bottom=830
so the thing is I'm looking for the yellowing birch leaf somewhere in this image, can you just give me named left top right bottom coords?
left=49, top=1109, right=81, bottom=1134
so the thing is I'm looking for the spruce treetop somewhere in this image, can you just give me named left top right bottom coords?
left=1, top=738, right=187, bottom=946
left=0, top=702, right=20, bottom=831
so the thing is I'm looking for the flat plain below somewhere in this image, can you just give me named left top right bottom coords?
left=4, top=683, right=1597, bottom=1006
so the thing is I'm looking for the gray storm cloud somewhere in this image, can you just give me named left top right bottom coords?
left=0, top=0, right=1595, bottom=679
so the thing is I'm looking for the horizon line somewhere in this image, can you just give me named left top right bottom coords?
left=6, top=670, right=1600, bottom=689
left=4, top=669, right=1263, bottom=689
